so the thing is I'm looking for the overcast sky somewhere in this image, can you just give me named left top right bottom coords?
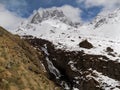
left=0, top=0, right=120, bottom=30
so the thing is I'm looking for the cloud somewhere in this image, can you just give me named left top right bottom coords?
left=59, top=5, right=81, bottom=22
left=0, top=4, right=25, bottom=31
left=77, top=0, right=120, bottom=10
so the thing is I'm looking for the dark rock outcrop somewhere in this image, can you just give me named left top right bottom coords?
left=79, top=40, right=93, bottom=49
left=106, top=47, right=114, bottom=52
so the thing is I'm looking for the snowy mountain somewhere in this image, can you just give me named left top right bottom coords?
left=16, top=8, right=120, bottom=61
left=16, top=8, right=120, bottom=90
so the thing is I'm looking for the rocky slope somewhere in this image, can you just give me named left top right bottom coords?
left=16, top=8, right=120, bottom=90
left=24, top=37, right=120, bottom=90
left=0, top=27, right=60, bottom=90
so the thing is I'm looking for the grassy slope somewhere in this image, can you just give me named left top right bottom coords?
left=0, top=27, right=60, bottom=90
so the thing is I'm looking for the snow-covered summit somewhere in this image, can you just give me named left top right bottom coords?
left=16, top=7, right=82, bottom=40
left=28, top=8, right=80, bottom=27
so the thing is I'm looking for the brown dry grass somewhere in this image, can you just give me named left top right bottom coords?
left=0, top=27, right=60, bottom=90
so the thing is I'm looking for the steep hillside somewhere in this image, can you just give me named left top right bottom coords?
left=0, top=27, right=60, bottom=90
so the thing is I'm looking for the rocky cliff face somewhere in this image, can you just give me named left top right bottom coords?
left=0, top=27, right=60, bottom=90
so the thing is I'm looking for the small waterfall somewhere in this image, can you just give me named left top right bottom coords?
left=41, top=44, right=71, bottom=90
left=46, top=57, right=61, bottom=78
left=41, top=44, right=61, bottom=79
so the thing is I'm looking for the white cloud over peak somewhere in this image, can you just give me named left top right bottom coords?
left=59, top=5, right=81, bottom=22
left=0, top=4, right=25, bottom=31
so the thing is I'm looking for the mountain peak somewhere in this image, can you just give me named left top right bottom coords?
left=29, top=8, right=80, bottom=27
left=31, top=8, right=65, bottom=24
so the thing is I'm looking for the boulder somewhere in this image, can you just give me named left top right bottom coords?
left=79, top=40, right=93, bottom=49
left=106, top=47, right=114, bottom=52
